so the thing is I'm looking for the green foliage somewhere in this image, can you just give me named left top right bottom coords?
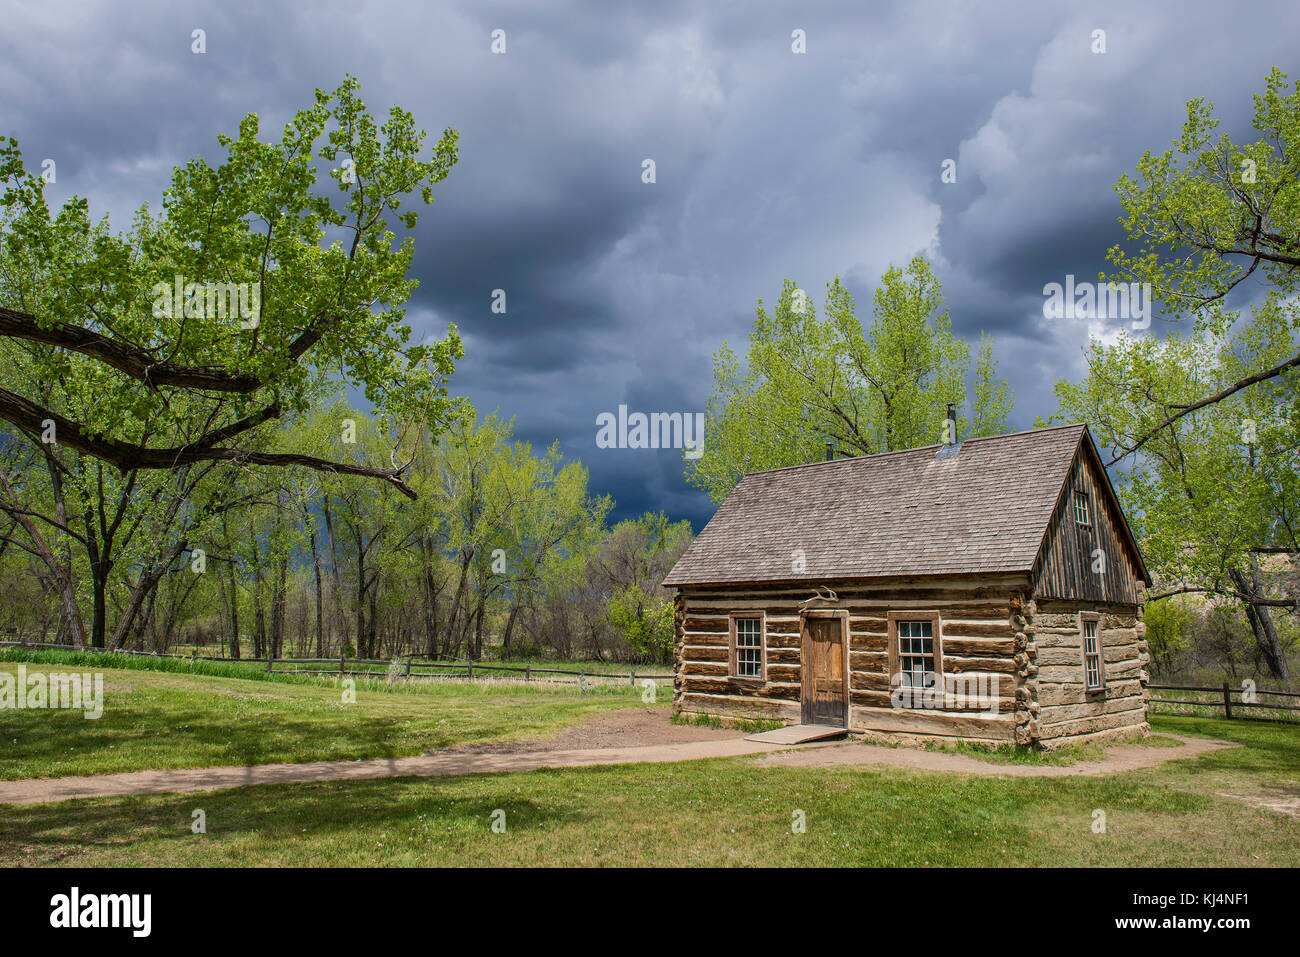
left=687, top=255, right=1012, bottom=502
left=606, top=585, right=674, bottom=659
left=0, top=76, right=464, bottom=480
left=1048, top=68, right=1300, bottom=677
left=1141, top=598, right=1194, bottom=674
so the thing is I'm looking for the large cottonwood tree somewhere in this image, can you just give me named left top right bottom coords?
left=687, top=255, right=1013, bottom=502
left=0, top=77, right=463, bottom=500
left=1050, top=68, right=1300, bottom=677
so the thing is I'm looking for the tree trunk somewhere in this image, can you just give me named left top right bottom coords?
left=353, top=526, right=367, bottom=658
left=322, top=495, right=347, bottom=655
left=502, top=603, right=519, bottom=656
left=441, top=548, right=473, bottom=658
left=472, top=600, right=485, bottom=660
left=3, top=456, right=89, bottom=647
left=1229, top=566, right=1289, bottom=679
left=305, top=507, right=325, bottom=658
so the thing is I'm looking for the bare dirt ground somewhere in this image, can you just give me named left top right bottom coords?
left=0, top=708, right=1239, bottom=807
left=1214, top=786, right=1300, bottom=817
left=430, top=707, right=749, bottom=755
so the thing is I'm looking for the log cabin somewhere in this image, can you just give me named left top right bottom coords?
left=662, top=421, right=1152, bottom=749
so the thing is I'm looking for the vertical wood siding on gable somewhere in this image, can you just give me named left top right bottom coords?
left=1032, top=450, right=1141, bottom=605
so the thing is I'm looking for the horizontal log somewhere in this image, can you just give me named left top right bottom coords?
left=849, top=689, right=1015, bottom=713
left=681, top=645, right=728, bottom=663
left=680, top=677, right=799, bottom=700
left=850, top=635, right=888, bottom=653
left=850, top=671, right=894, bottom=693
left=766, top=647, right=801, bottom=666
left=1038, top=659, right=1141, bottom=684
left=849, top=616, right=888, bottom=631
left=939, top=621, right=1015, bottom=638
left=944, top=656, right=1017, bottom=676
left=1038, top=678, right=1141, bottom=707
left=677, top=693, right=799, bottom=722
left=849, top=707, right=1016, bottom=740
left=681, top=661, right=729, bottom=678
left=1037, top=706, right=1147, bottom=740
left=681, top=631, right=727, bottom=645
left=766, top=664, right=800, bottom=683
left=849, top=650, right=888, bottom=673
left=941, top=637, right=1015, bottom=657
left=683, top=616, right=729, bottom=631
left=1037, top=696, right=1147, bottom=725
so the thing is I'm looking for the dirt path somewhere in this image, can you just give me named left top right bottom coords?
left=0, top=738, right=785, bottom=806
left=756, top=734, right=1238, bottom=775
left=432, top=707, right=749, bottom=755
left=0, top=711, right=1236, bottom=806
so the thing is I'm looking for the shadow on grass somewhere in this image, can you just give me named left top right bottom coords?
left=0, top=776, right=588, bottom=865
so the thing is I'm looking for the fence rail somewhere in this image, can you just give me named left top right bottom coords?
left=0, top=640, right=672, bottom=683
left=1147, top=682, right=1300, bottom=719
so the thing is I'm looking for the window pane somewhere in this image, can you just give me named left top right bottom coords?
left=734, top=617, right=761, bottom=677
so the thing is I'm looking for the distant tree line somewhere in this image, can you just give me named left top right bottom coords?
left=0, top=403, right=690, bottom=663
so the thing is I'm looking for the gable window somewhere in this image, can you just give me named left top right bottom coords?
left=1081, top=614, right=1105, bottom=691
left=730, top=614, right=765, bottom=680
left=1074, top=490, right=1091, bottom=525
left=888, top=612, right=943, bottom=689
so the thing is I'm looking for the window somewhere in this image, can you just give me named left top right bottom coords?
left=897, top=620, right=936, bottom=688
left=888, top=612, right=943, bottom=688
left=1074, top=490, right=1090, bottom=525
left=1081, top=615, right=1105, bottom=691
left=730, top=614, right=764, bottom=679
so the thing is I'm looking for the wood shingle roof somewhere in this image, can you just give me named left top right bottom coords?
left=664, top=423, right=1117, bottom=587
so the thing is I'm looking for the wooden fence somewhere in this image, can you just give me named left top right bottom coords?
left=1148, top=682, right=1300, bottom=720
left=0, top=640, right=672, bottom=685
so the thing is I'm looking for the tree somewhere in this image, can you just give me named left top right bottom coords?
left=686, top=255, right=1012, bottom=502
left=1049, top=69, right=1300, bottom=678
left=600, top=512, right=692, bottom=662
left=0, top=76, right=463, bottom=500
left=1097, top=67, right=1300, bottom=463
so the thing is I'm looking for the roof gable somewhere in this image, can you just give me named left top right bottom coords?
left=663, top=423, right=1145, bottom=588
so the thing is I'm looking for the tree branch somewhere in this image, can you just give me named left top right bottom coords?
left=1106, top=349, right=1300, bottom=466
left=0, top=387, right=417, bottom=499
left=0, top=306, right=334, bottom=394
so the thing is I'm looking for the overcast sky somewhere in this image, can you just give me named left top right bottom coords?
left=3, top=0, right=1297, bottom=528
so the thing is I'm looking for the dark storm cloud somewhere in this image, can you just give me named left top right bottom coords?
left=3, top=0, right=1298, bottom=529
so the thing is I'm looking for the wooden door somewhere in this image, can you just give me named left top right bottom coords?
left=802, top=615, right=847, bottom=726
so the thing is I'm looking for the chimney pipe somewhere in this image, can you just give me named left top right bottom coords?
left=945, top=402, right=957, bottom=445
left=825, top=441, right=834, bottom=462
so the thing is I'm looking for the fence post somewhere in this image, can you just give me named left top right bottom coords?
left=630, top=669, right=636, bottom=686
left=405, top=656, right=412, bottom=678
left=266, top=654, right=273, bottom=674
left=467, top=660, right=473, bottom=679
left=1222, top=681, right=1233, bottom=719
left=526, top=663, right=531, bottom=682
left=340, top=654, right=346, bottom=677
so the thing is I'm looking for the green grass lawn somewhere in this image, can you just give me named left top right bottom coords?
left=2, top=715, right=1297, bottom=867
left=0, top=656, right=652, bottom=781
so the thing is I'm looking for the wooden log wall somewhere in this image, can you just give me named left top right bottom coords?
left=673, top=576, right=1027, bottom=740
left=1025, top=598, right=1149, bottom=747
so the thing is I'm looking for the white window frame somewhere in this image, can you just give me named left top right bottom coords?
left=729, top=612, right=766, bottom=680
left=1081, top=612, right=1105, bottom=691
left=1074, top=490, right=1091, bottom=526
